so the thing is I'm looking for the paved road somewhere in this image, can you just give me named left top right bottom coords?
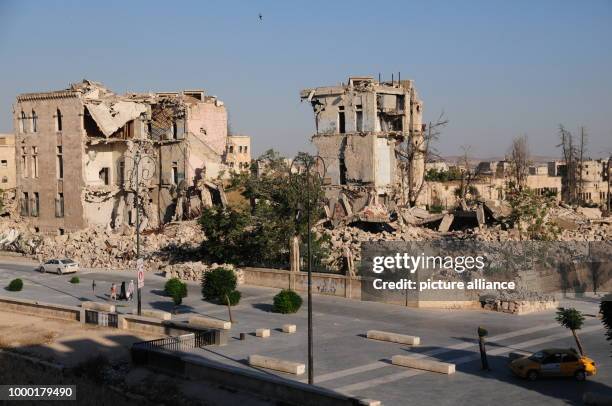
left=1, top=258, right=611, bottom=405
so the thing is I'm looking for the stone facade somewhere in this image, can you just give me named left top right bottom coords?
left=301, top=76, right=424, bottom=219
left=0, top=133, right=16, bottom=190
left=13, top=80, right=233, bottom=235
left=225, top=135, right=252, bottom=172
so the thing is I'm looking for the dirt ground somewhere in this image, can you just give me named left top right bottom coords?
left=0, top=310, right=158, bottom=367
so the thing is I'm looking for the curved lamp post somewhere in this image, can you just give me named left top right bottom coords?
left=123, top=147, right=157, bottom=315
left=289, top=154, right=326, bottom=385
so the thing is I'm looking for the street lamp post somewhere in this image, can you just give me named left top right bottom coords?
left=290, top=154, right=325, bottom=385
left=124, top=147, right=156, bottom=316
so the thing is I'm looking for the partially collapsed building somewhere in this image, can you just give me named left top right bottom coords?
left=14, top=80, right=244, bottom=235
left=301, top=76, right=425, bottom=221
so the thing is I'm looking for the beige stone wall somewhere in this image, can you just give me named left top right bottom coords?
left=0, top=133, right=16, bottom=190
left=186, top=100, right=227, bottom=156
left=14, top=94, right=87, bottom=234
left=225, top=135, right=251, bottom=172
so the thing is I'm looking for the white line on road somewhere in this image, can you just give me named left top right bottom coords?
left=305, top=322, right=561, bottom=384
left=335, top=324, right=603, bottom=393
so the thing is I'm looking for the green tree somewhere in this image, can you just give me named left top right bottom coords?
left=556, top=307, right=586, bottom=355
left=199, top=150, right=329, bottom=269
left=600, top=295, right=612, bottom=353
left=164, top=277, right=188, bottom=313
left=507, top=188, right=560, bottom=240
left=202, top=268, right=241, bottom=323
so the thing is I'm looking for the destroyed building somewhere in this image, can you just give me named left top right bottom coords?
left=13, top=80, right=238, bottom=235
left=225, top=135, right=252, bottom=172
left=0, top=133, right=16, bottom=190
left=300, top=76, right=425, bottom=222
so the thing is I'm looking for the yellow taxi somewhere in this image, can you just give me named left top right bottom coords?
left=510, top=348, right=596, bottom=381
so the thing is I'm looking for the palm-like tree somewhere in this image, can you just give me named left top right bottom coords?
left=556, top=307, right=586, bottom=355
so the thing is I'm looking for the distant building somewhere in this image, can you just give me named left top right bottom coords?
left=225, top=135, right=251, bottom=172
left=0, top=133, right=16, bottom=190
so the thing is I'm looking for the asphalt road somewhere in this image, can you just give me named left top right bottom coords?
left=1, top=258, right=611, bottom=406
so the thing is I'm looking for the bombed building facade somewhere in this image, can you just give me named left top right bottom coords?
left=301, top=76, right=425, bottom=221
left=13, top=80, right=238, bottom=235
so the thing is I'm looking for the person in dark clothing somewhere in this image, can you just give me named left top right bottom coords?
left=120, top=281, right=127, bottom=300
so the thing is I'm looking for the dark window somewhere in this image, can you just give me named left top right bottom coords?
left=172, top=162, right=179, bottom=184
left=21, top=192, right=29, bottom=216
left=56, top=149, right=63, bottom=179
left=99, top=167, right=110, bottom=185
left=20, top=111, right=27, bottom=133
left=31, top=192, right=39, bottom=217
left=56, top=109, right=63, bottom=131
left=31, top=110, right=38, bottom=132
left=338, top=106, right=345, bottom=133
left=55, top=193, right=64, bottom=217
left=229, top=145, right=234, bottom=153
left=356, top=105, right=363, bottom=132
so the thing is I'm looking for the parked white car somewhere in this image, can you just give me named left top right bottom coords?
left=38, top=258, right=79, bottom=275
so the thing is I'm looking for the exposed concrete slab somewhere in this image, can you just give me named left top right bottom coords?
left=391, top=355, right=455, bottom=374
left=366, top=330, right=420, bottom=345
left=438, top=213, right=454, bottom=232
left=189, top=316, right=231, bottom=330
left=248, top=354, right=305, bottom=375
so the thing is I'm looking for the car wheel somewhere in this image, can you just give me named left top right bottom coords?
left=526, top=370, right=539, bottom=381
left=56, top=268, right=62, bottom=275
left=575, top=370, right=586, bottom=381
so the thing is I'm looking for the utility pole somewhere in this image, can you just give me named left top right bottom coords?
left=290, top=155, right=325, bottom=385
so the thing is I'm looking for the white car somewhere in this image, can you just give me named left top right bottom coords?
left=38, top=258, right=79, bottom=275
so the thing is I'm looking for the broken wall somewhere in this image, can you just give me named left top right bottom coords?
left=186, top=101, right=227, bottom=156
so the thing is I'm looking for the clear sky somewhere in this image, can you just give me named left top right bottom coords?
left=0, top=0, right=610, bottom=159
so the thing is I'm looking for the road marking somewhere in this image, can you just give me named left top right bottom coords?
left=335, top=324, right=603, bottom=393
left=304, top=322, right=561, bottom=384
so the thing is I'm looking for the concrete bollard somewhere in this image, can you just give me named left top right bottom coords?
left=189, top=316, right=231, bottom=330
left=249, top=355, right=305, bottom=375
left=240, top=333, right=247, bottom=341
left=391, top=355, right=455, bottom=374
left=256, top=328, right=270, bottom=338
left=81, top=301, right=115, bottom=313
left=282, top=324, right=296, bottom=333
left=366, top=330, right=420, bottom=345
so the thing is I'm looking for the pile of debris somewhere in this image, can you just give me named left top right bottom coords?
left=479, top=289, right=558, bottom=315
left=0, top=220, right=204, bottom=270
left=161, top=262, right=244, bottom=284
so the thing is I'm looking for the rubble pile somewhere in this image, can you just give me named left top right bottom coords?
left=479, top=289, right=558, bottom=315
left=0, top=220, right=205, bottom=270
left=161, top=262, right=244, bottom=284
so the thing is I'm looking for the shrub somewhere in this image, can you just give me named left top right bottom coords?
left=7, top=278, right=23, bottom=292
left=202, top=267, right=241, bottom=322
left=69, top=276, right=80, bottom=284
left=165, top=277, right=188, bottom=306
left=273, top=289, right=303, bottom=314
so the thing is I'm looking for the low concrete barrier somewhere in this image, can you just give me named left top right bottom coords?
left=256, top=328, right=270, bottom=338
left=136, top=350, right=378, bottom=406
left=189, top=316, right=231, bottom=330
left=81, top=301, right=116, bottom=313
left=282, top=324, right=296, bottom=333
left=131, top=309, right=171, bottom=320
left=391, top=355, right=455, bottom=374
left=0, top=296, right=80, bottom=322
left=249, top=354, right=305, bottom=375
left=367, top=330, right=420, bottom=345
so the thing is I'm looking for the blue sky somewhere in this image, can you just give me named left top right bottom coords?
left=0, top=0, right=610, bottom=159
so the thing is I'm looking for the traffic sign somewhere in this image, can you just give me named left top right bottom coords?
left=137, top=259, right=144, bottom=288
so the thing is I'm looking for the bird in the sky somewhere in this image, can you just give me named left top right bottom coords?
left=258, top=13, right=263, bottom=21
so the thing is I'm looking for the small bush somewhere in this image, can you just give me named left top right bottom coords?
left=165, top=277, right=188, bottom=306
left=273, top=289, right=303, bottom=314
left=202, top=268, right=237, bottom=302
left=69, top=276, right=80, bottom=284
left=226, top=290, right=241, bottom=306
left=7, top=278, right=23, bottom=292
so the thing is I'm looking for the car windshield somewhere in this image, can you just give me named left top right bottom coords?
left=61, top=259, right=75, bottom=264
left=529, top=351, right=546, bottom=361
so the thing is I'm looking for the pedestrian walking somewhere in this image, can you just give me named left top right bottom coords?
left=110, top=283, right=117, bottom=301
left=127, top=280, right=135, bottom=301
left=120, top=281, right=127, bottom=300
left=92, top=280, right=96, bottom=293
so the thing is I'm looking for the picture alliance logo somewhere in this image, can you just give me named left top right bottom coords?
left=372, top=253, right=487, bottom=274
